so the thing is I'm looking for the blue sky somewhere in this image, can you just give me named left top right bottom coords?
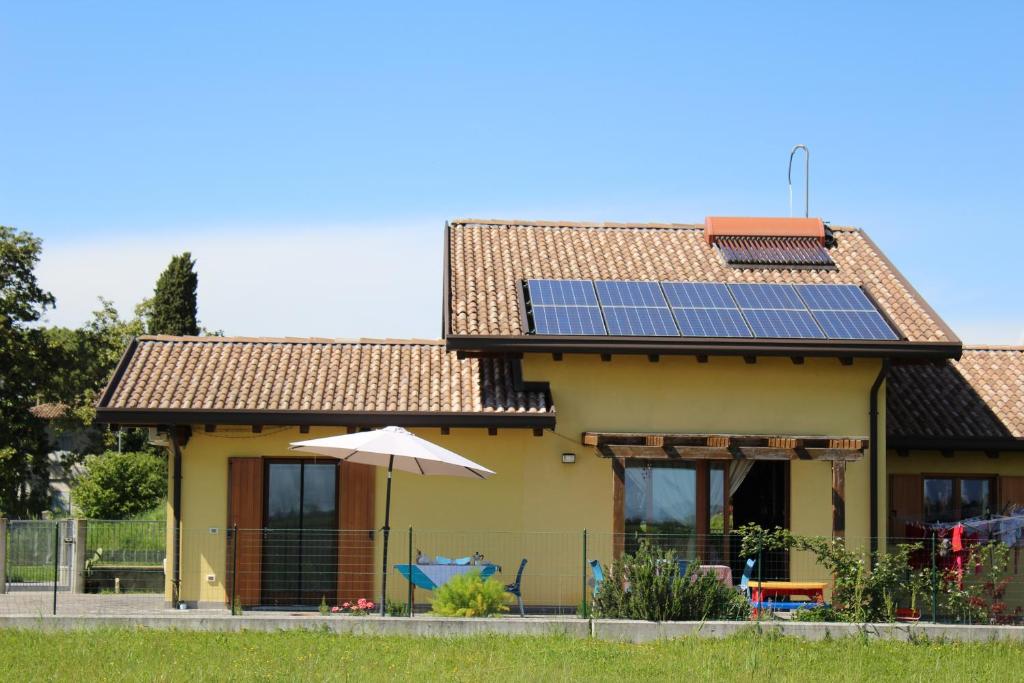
left=2, top=2, right=1021, bottom=342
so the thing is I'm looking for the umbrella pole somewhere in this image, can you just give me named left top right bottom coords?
left=380, top=454, right=394, bottom=616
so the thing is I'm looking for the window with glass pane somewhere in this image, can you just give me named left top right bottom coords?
left=960, top=479, right=992, bottom=519
left=923, top=476, right=994, bottom=522
left=923, top=478, right=955, bottom=522
left=625, top=461, right=696, bottom=558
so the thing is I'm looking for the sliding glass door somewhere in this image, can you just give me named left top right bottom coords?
left=261, top=460, right=339, bottom=606
left=623, top=460, right=730, bottom=563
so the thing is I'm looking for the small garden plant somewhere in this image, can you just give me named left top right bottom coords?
left=331, top=598, right=376, bottom=615
left=430, top=570, right=511, bottom=617
left=592, top=540, right=750, bottom=622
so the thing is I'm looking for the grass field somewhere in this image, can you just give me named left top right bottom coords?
left=0, top=629, right=1021, bottom=682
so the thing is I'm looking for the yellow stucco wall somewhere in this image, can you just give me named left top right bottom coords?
left=887, top=450, right=1024, bottom=478
left=169, top=354, right=885, bottom=607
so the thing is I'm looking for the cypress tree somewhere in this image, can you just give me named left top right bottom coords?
left=148, top=252, right=199, bottom=336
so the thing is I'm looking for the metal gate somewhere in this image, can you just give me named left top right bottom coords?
left=4, top=520, right=75, bottom=592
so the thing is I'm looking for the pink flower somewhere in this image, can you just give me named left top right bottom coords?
left=366, top=602, right=375, bottom=610
left=342, top=602, right=350, bottom=609
left=356, top=598, right=368, bottom=608
left=331, top=606, right=340, bottom=613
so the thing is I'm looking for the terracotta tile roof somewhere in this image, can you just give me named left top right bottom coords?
left=888, top=347, right=1024, bottom=446
left=97, top=336, right=552, bottom=424
left=30, top=402, right=70, bottom=420
left=446, top=219, right=958, bottom=345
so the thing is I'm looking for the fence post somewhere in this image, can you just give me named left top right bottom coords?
left=0, top=518, right=6, bottom=595
left=407, top=526, right=413, bottom=617
left=581, top=529, right=589, bottom=619
left=931, top=529, right=938, bottom=624
left=52, top=522, right=60, bottom=615
left=71, top=519, right=87, bottom=594
left=231, top=524, right=238, bottom=615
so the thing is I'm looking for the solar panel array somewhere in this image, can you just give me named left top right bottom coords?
left=525, top=280, right=899, bottom=341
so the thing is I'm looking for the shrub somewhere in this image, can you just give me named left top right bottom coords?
left=430, top=570, right=511, bottom=617
left=593, top=540, right=750, bottom=622
left=72, top=451, right=167, bottom=519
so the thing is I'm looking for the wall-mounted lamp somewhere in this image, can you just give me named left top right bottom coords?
left=561, top=452, right=576, bottom=464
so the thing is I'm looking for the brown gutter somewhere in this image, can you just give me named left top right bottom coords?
left=94, top=338, right=139, bottom=408
left=446, top=334, right=962, bottom=360
left=94, top=408, right=556, bottom=430
left=888, top=437, right=1024, bottom=452
left=869, top=360, right=889, bottom=558
left=169, top=427, right=183, bottom=607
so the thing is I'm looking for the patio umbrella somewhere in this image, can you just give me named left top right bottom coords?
left=289, top=426, right=495, bottom=615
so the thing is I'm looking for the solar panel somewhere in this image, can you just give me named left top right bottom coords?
left=795, top=284, right=898, bottom=340
left=527, top=279, right=599, bottom=306
left=526, top=279, right=606, bottom=335
left=530, top=305, right=607, bottom=335
left=728, top=283, right=824, bottom=339
left=592, top=281, right=678, bottom=336
left=813, top=310, right=899, bottom=340
left=602, top=306, right=679, bottom=336
left=661, top=282, right=753, bottom=337
left=742, top=309, right=826, bottom=339
left=728, top=283, right=806, bottom=310
left=673, top=308, right=752, bottom=337
left=796, top=284, right=875, bottom=312
left=522, top=279, right=899, bottom=341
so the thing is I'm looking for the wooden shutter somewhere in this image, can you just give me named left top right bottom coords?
left=337, top=462, right=376, bottom=603
left=999, top=476, right=1024, bottom=511
left=226, top=458, right=263, bottom=607
left=889, top=474, right=922, bottom=538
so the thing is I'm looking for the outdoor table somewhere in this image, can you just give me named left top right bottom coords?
left=747, top=580, right=826, bottom=617
left=394, top=563, right=500, bottom=591
left=695, top=564, right=733, bottom=585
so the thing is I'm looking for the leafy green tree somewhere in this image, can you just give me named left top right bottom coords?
left=0, top=225, right=55, bottom=516
left=148, top=252, right=199, bottom=336
left=71, top=450, right=167, bottom=519
left=43, top=298, right=151, bottom=456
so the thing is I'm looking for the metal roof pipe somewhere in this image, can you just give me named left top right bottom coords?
left=788, top=144, right=810, bottom=218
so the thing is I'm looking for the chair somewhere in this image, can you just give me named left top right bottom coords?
left=676, top=559, right=689, bottom=577
left=589, top=559, right=605, bottom=597
left=505, top=558, right=528, bottom=617
left=738, top=558, right=756, bottom=596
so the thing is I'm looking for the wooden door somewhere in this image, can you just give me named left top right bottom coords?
left=227, top=457, right=264, bottom=607
left=889, top=474, right=922, bottom=539
left=999, top=476, right=1024, bottom=511
left=337, top=462, right=376, bottom=603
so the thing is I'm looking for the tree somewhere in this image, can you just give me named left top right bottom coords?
left=71, top=450, right=167, bottom=519
left=43, top=298, right=150, bottom=456
left=148, top=251, right=199, bottom=336
left=0, top=225, right=55, bottom=516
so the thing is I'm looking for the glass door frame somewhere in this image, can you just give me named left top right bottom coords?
left=260, top=457, right=341, bottom=607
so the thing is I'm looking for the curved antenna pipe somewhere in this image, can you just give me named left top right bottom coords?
left=788, top=144, right=809, bottom=217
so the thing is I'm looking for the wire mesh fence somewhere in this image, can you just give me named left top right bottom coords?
left=4, top=522, right=1024, bottom=623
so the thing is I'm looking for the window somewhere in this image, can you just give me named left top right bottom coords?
left=923, top=476, right=994, bottom=523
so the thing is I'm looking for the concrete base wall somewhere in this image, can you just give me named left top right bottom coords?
left=2, top=613, right=1024, bottom=643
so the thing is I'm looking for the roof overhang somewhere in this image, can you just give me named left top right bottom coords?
left=94, top=408, right=556, bottom=430
left=446, top=335, right=963, bottom=360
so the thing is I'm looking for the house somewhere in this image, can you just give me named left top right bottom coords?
left=94, top=217, right=1024, bottom=610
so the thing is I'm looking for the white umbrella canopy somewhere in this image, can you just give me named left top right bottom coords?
left=289, top=426, right=494, bottom=479
left=288, top=426, right=494, bottom=615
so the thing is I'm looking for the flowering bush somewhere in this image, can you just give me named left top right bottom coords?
left=431, top=570, right=511, bottom=617
left=331, top=598, right=376, bottom=615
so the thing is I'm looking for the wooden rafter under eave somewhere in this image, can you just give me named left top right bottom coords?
left=582, top=431, right=868, bottom=462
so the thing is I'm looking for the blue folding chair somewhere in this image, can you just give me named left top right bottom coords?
left=676, top=559, right=689, bottom=577
left=589, top=559, right=605, bottom=596
left=505, top=558, right=528, bottom=617
left=738, top=558, right=756, bottom=596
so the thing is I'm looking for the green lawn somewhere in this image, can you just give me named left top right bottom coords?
left=0, top=629, right=1021, bottom=682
